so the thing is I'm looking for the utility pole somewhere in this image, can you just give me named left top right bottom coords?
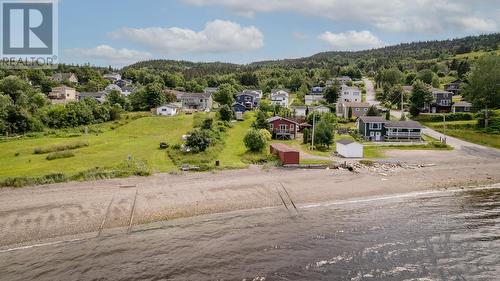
left=485, top=105, right=489, bottom=129
left=311, top=111, right=316, bottom=151
left=401, top=91, right=404, bottom=120
left=443, top=113, right=446, bottom=136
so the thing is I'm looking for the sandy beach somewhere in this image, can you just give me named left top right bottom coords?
left=1, top=147, right=500, bottom=249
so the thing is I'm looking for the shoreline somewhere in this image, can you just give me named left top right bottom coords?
left=1, top=148, right=500, bottom=248
left=2, top=182, right=500, bottom=254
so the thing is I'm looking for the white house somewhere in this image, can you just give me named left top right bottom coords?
left=156, top=104, right=180, bottom=116
left=339, top=85, right=361, bottom=102
left=271, top=90, right=289, bottom=107
left=305, top=95, right=324, bottom=105
left=336, top=139, right=363, bottom=158
left=292, top=106, right=308, bottom=117
left=310, top=105, right=331, bottom=114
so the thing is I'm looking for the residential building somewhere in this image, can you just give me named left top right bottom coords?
left=310, top=105, right=331, bottom=114
left=444, top=79, right=462, bottom=95
left=235, top=92, right=260, bottom=110
left=180, top=92, right=213, bottom=111
left=105, top=84, right=122, bottom=93
left=305, top=95, right=324, bottom=105
left=385, top=121, right=424, bottom=141
left=156, top=104, right=180, bottom=116
left=358, top=116, right=424, bottom=142
left=50, top=73, right=79, bottom=84
left=327, top=76, right=352, bottom=86
left=271, top=90, right=289, bottom=108
left=336, top=139, right=363, bottom=158
left=114, top=79, right=132, bottom=88
left=337, top=102, right=370, bottom=119
left=452, top=101, right=472, bottom=113
left=242, top=89, right=263, bottom=99
left=103, top=73, right=122, bottom=82
left=358, top=116, right=387, bottom=142
left=232, top=103, right=247, bottom=114
left=204, top=87, right=218, bottom=95
left=427, top=88, right=453, bottom=113
left=267, top=116, right=299, bottom=140
left=79, top=92, right=107, bottom=103
left=311, top=87, right=324, bottom=95
left=121, top=86, right=136, bottom=97
left=48, top=86, right=78, bottom=104
left=292, top=106, right=308, bottom=117
left=339, top=85, right=361, bottom=102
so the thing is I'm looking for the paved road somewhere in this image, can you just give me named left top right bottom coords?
left=362, top=78, right=500, bottom=158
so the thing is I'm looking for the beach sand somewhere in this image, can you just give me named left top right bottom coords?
left=1, top=148, right=499, bottom=248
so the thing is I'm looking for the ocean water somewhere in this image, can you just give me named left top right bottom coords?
left=1, top=186, right=499, bottom=281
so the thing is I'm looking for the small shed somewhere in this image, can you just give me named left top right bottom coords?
left=156, top=104, right=179, bottom=116
left=336, top=139, right=363, bottom=158
left=270, top=143, right=300, bottom=165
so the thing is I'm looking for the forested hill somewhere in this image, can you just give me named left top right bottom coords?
left=125, top=33, right=499, bottom=74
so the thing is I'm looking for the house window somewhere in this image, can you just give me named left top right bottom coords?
left=370, top=123, right=380, bottom=130
left=162, top=109, right=167, bottom=112
left=464, top=107, right=470, bottom=112
left=290, top=124, right=294, bottom=130
left=279, top=124, right=287, bottom=130
left=356, top=108, right=360, bottom=112
left=270, top=124, right=274, bottom=130
left=200, top=99, right=203, bottom=102
left=364, top=108, right=368, bottom=111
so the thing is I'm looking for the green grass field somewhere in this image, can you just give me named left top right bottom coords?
left=424, top=121, right=500, bottom=149
left=217, top=113, right=257, bottom=169
left=0, top=115, right=195, bottom=181
left=363, top=135, right=453, bottom=159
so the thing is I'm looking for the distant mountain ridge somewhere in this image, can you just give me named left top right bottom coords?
left=125, top=33, right=500, bottom=74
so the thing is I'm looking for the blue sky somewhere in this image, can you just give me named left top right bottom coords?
left=59, top=0, right=500, bottom=67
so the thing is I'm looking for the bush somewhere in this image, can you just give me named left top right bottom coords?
left=186, top=129, right=212, bottom=152
left=244, top=129, right=268, bottom=152
left=218, top=104, right=233, bottom=121
left=413, top=113, right=474, bottom=122
left=46, top=150, right=75, bottom=161
left=259, top=129, right=272, bottom=141
left=0, top=173, right=68, bottom=188
left=34, top=141, right=89, bottom=154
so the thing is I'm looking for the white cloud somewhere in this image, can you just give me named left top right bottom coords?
left=109, top=20, right=264, bottom=54
left=181, top=0, right=499, bottom=34
left=318, top=30, right=384, bottom=51
left=64, top=45, right=152, bottom=65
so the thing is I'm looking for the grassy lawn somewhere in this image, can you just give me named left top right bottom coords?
left=424, top=121, right=500, bottom=149
left=363, top=135, right=453, bottom=159
left=0, top=115, right=194, bottom=180
left=217, top=113, right=257, bottom=169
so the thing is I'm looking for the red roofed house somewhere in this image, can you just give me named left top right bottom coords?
left=267, top=116, right=299, bottom=140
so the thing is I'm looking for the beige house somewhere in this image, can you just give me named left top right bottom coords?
left=48, top=86, right=78, bottom=104
left=50, top=73, right=79, bottom=84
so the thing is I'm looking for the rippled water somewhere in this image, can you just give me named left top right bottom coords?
left=1, top=187, right=500, bottom=281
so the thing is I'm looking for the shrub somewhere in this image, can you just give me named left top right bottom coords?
left=259, top=129, right=272, bottom=141
left=244, top=129, right=267, bottom=152
left=34, top=141, right=89, bottom=154
left=413, top=113, right=474, bottom=122
left=46, top=150, right=75, bottom=161
left=0, top=173, right=68, bottom=188
left=186, top=129, right=212, bottom=152
left=218, top=104, right=233, bottom=121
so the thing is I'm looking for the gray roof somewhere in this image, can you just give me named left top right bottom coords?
left=336, top=139, right=359, bottom=145
left=359, top=116, right=387, bottom=123
left=385, top=121, right=424, bottom=129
